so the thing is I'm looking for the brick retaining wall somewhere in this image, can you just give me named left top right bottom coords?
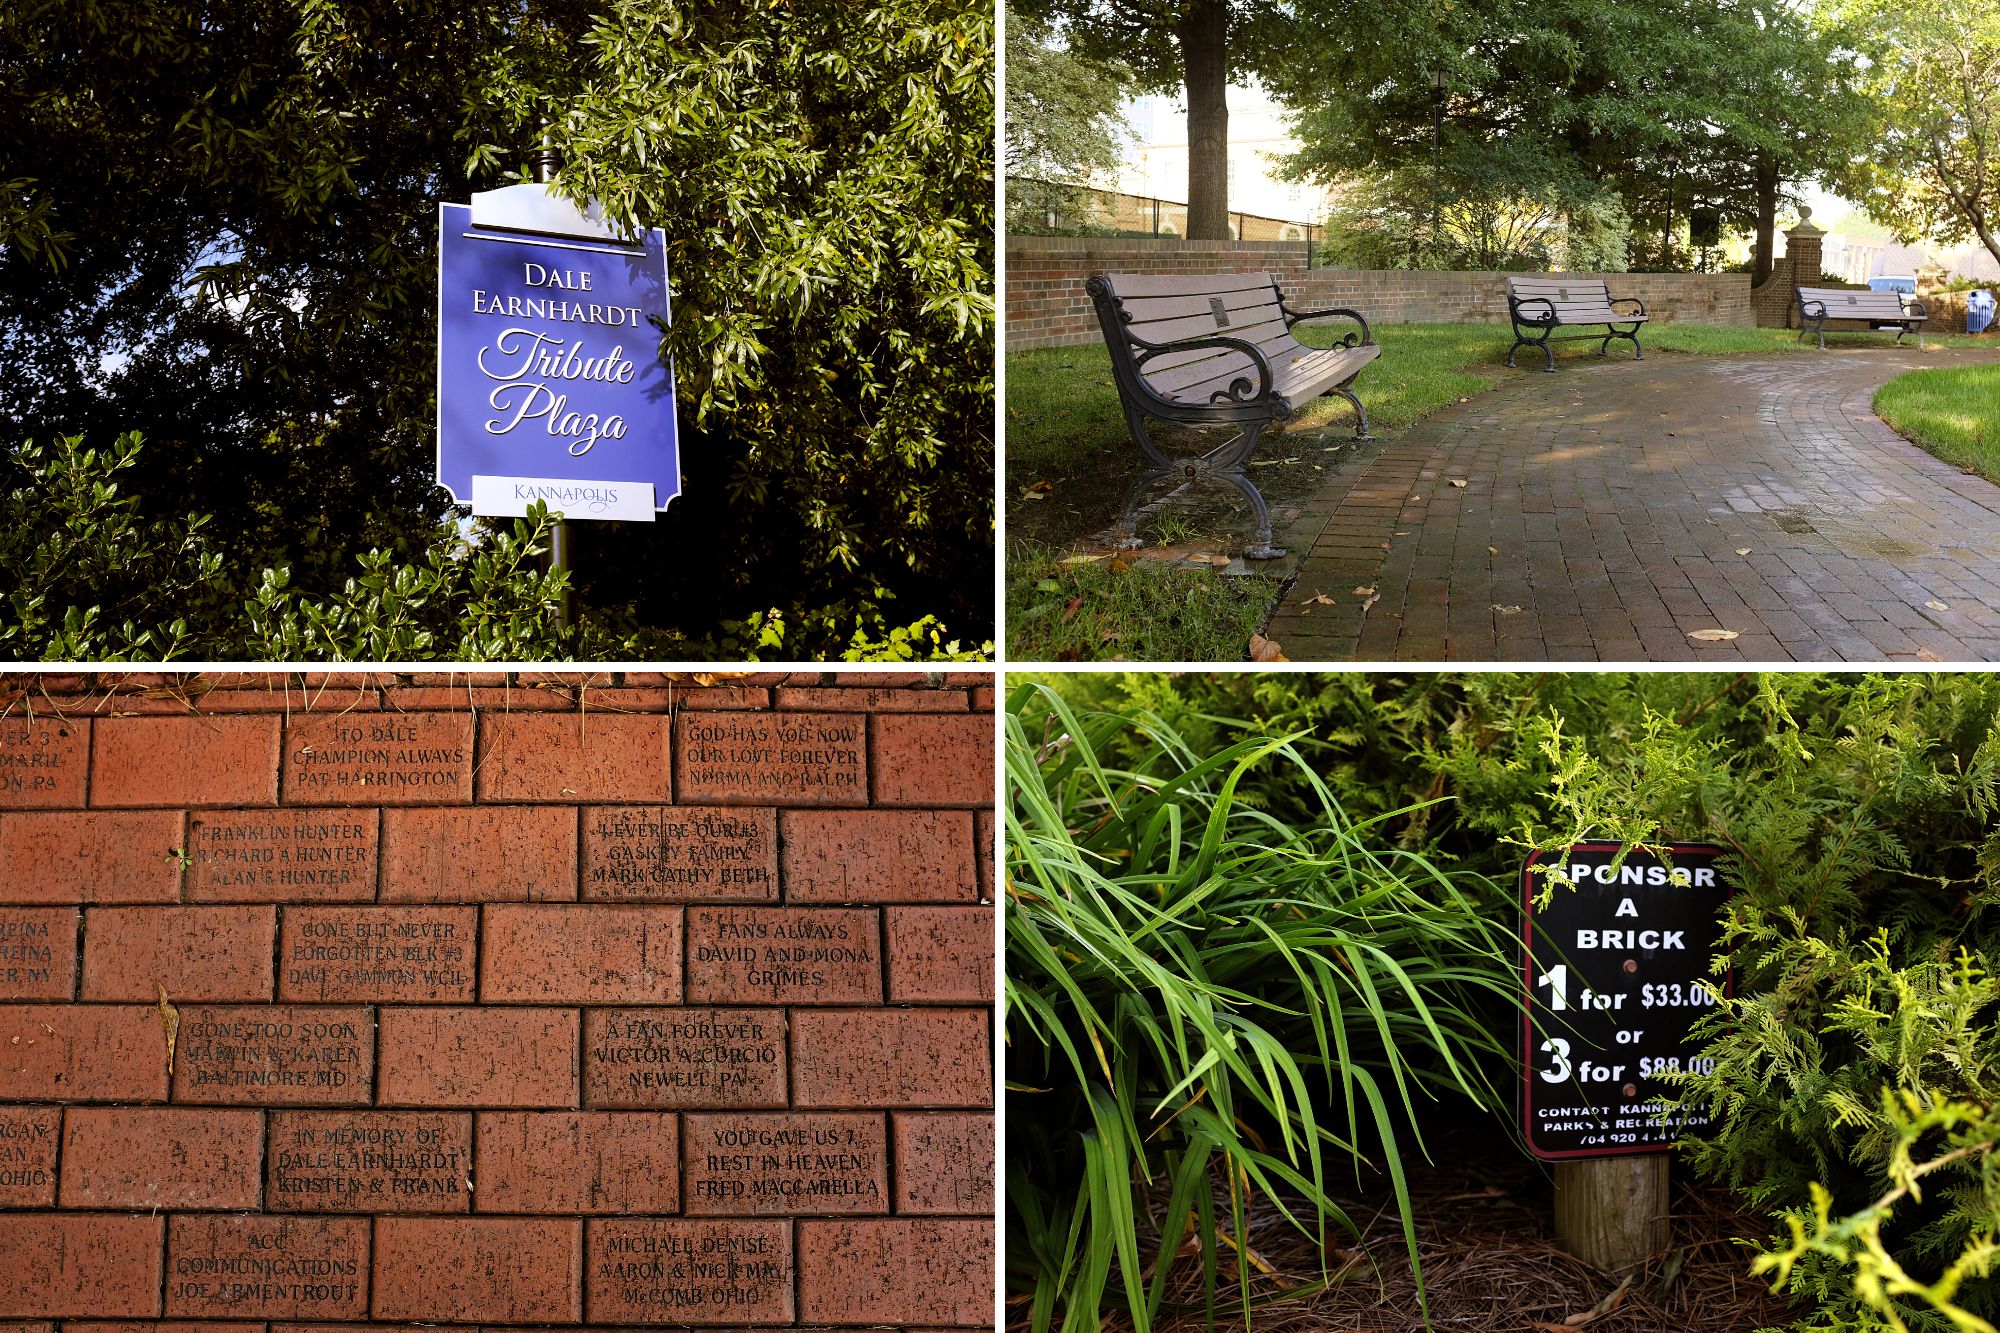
left=0, top=671, right=996, bottom=1330
left=1006, top=237, right=1754, bottom=349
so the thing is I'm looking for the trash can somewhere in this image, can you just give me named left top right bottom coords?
left=1968, top=289, right=1995, bottom=335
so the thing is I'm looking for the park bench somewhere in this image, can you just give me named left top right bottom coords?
left=1795, top=285, right=1927, bottom=349
left=1505, top=275, right=1647, bottom=372
left=1085, top=270, right=1379, bottom=559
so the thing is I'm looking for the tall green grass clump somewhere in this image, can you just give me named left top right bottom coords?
left=1003, top=680, right=1519, bottom=1333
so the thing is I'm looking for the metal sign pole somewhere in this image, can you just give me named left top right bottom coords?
left=532, top=122, right=573, bottom=632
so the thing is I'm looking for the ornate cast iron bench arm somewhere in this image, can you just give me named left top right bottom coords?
left=1127, top=330, right=1276, bottom=408
left=1610, top=296, right=1648, bottom=318
left=1283, top=305, right=1374, bottom=348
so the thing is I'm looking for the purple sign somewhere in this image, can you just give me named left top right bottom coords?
left=435, top=197, right=679, bottom=518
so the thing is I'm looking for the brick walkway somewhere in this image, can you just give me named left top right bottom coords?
left=1267, top=347, right=2000, bottom=661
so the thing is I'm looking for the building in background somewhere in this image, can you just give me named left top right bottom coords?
left=1112, top=84, right=1330, bottom=236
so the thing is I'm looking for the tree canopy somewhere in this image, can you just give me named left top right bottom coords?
left=1275, top=0, right=1874, bottom=275
left=1833, top=0, right=2000, bottom=274
left=0, top=0, right=994, bottom=659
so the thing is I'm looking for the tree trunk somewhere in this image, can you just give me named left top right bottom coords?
left=1179, top=0, right=1229, bottom=239
left=1752, top=150, right=1780, bottom=285
left=1554, top=1156, right=1669, bottom=1272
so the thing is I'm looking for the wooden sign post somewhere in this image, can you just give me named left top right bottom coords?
left=1520, top=843, right=1732, bottom=1271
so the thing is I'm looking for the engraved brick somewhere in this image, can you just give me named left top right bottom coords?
left=0, top=908, right=76, bottom=1001
left=165, top=1215, right=367, bottom=1319
left=797, top=1218, right=992, bottom=1325
left=583, top=1008, right=786, bottom=1109
left=0, top=1213, right=164, bottom=1316
left=685, top=908, right=880, bottom=1005
left=60, top=1108, right=264, bottom=1209
left=0, top=811, right=183, bottom=903
left=186, top=810, right=379, bottom=903
left=266, top=1111, right=471, bottom=1213
left=975, top=809, right=993, bottom=893
left=885, top=907, right=992, bottom=1003
left=281, top=713, right=473, bottom=805
left=586, top=1219, right=792, bottom=1325
left=475, top=1111, right=678, bottom=1214
left=581, top=805, right=777, bottom=903
left=582, top=685, right=771, bottom=711
left=81, top=907, right=277, bottom=1003
left=774, top=687, right=966, bottom=712
left=278, top=907, right=476, bottom=1003
left=372, top=1218, right=581, bottom=1323
left=474, top=714, right=670, bottom=803
left=91, top=716, right=281, bottom=808
left=172, top=1006, right=373, bottom=1106
left=780, top=811, right=977, bottom=903
left=482, top=905, right=681, bottom=1004
left=792, top=1009, right=988, bottom=1109
left=0, top=1107, right=59, bottom=1204
left=379, top=806, right=577, bottom=903
left=892, top=1113, right=994, bottom=1214
left=377, top=1008, right=577, bottom=1108
left=683, top=1113, right=886, bottom=1216
left=0, top=1005, right=167, bottom=1102
left=675, top=712, right=866, bottom=807
left=56, top=1322, right=261, bottom=1333
left=0, top=716, right=87, bottom=808
left=869, top=714, right=992, bottom=807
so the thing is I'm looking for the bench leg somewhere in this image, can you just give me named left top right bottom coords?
left=1507, top=330, right=1556, bottom=373
left=1604, top=324, right=1642, bottom=361
left=1332, top=385, right=1375, bottom=441
left=1217, top=466, right=1282, bottom=560
left=1112, top=464, right=1172, bottom=549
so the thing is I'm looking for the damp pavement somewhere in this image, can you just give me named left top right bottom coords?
left=1264, top=346, right=2000, bottom=661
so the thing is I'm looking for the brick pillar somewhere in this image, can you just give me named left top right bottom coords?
left=1752, top=210, right=1826, bottom=328
left=1786, top=212, right=1825, bottom=288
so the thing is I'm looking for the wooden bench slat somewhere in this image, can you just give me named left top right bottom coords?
left=1116, top=288, right=1284, bottom=325
left=1134, top=319, right=1297, bottom=380
left=1277, top=345, right=1382, bottom=402
left=1122, top=305, right=1288, bottom=349
left=1102, top=270, right=1279, bottom=298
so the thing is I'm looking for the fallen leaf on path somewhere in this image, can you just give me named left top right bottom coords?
left=1300, top=592, right=1337, bottom=606
left=1206, top=555, right=1233, bottom=567
left=1689, top=629, right=1741, bottom=641
left=1020, top=480, right=1054, bottom=500
left=1249, top=634, right=1289, bottom=662
left=1489, top=546, right=1499, bottom=555
left=1927, top=600, right=1949, bottom=612
left=1493, top=604, right=1522, bottom=614
left=1061, top=597, right=1083, bottom=624
left=1354, top=586, right=1376, bottom=596
left=1917, top=648, right=1943, bottom=661
left=1735, top=548, right=1752, bottom=556
left=1360, top=594, right=1381, bottom=613
left=1450, top=478, right=1468, bottom=488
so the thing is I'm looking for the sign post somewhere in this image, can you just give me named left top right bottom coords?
left=1520, top=842, right=1733, bottom=1269
left=435, top=164, right=679, bottom=627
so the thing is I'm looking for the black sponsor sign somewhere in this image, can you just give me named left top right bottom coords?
left=1520, top=842, right=1733, bottom=1160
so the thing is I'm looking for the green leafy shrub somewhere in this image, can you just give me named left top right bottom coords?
left=0, top=432, right=988, bottom=661
left=1016, top=672, right=2000, bottom=1330
left=1005, top=680, right=1519, bottom=1333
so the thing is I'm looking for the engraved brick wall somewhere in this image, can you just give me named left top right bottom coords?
left=0, top=671, right=996, bottom=1331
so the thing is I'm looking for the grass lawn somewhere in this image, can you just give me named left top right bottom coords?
left=1007, top=318, right=1989, bottom=662
left=1875, top=362, right=2000, bottom=478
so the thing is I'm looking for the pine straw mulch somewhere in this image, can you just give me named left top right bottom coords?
left=1030, top=1137, right=1802, bottom=1333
